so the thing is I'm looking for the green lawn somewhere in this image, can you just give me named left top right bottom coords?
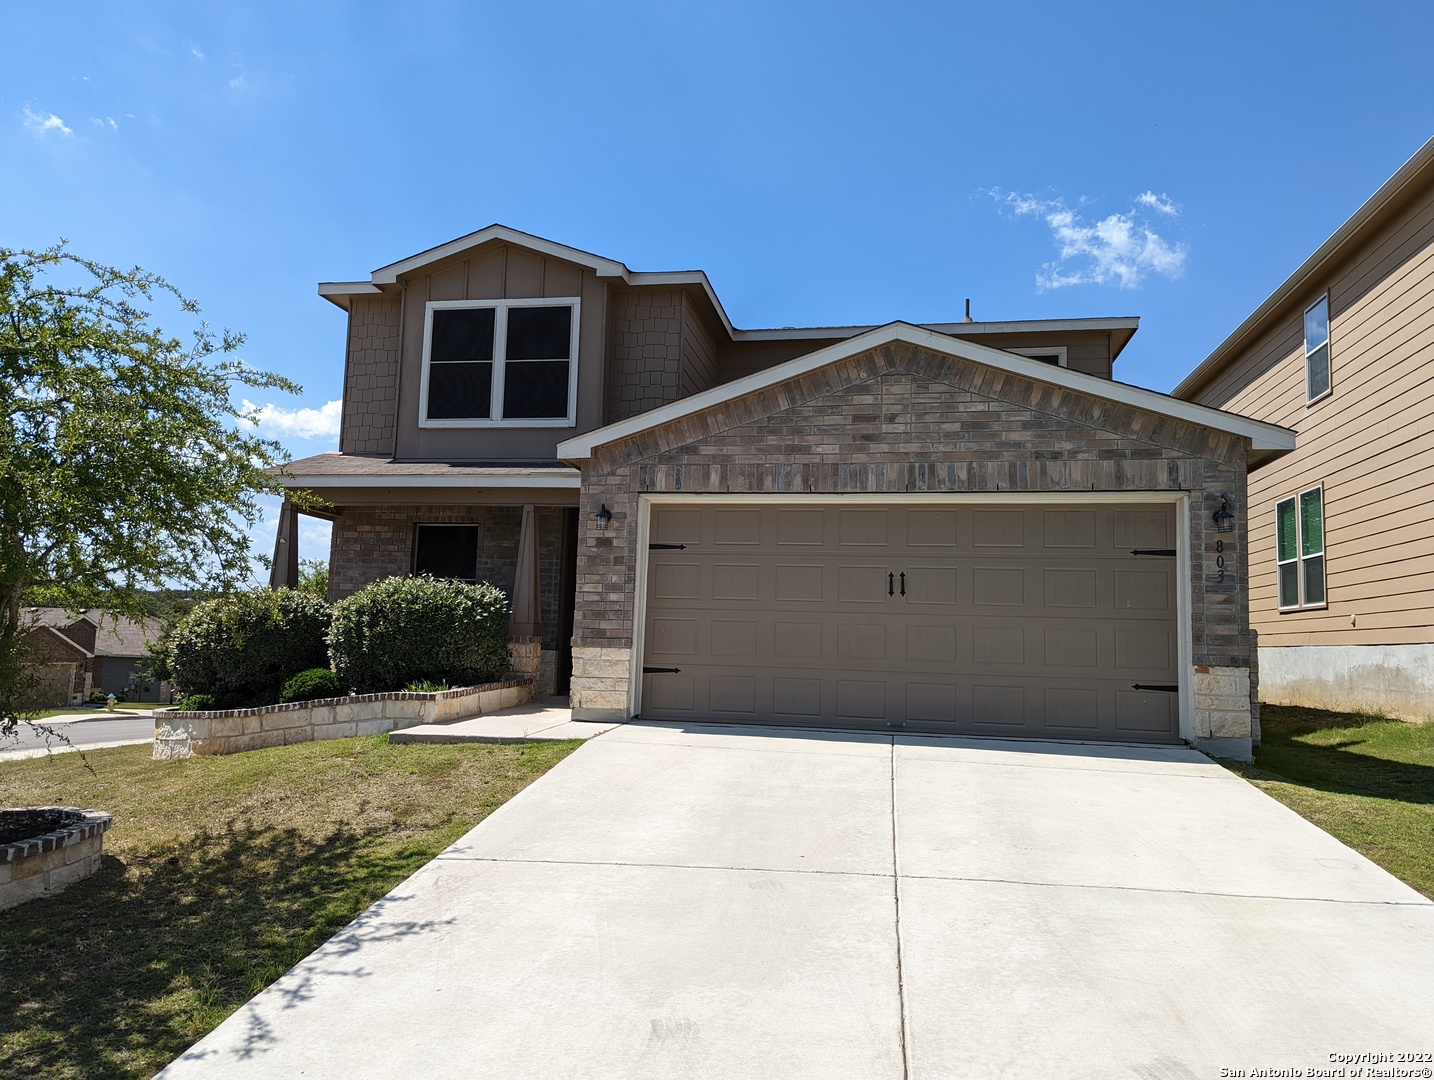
left=1224, top=704, right=1434, bottom=900
left=0, top=735, right=579, bottom=1079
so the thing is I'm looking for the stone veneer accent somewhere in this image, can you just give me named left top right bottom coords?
left=1192, top=666, right=1254, bottom=760
left=569, top=646, right=632, bottom=717
left=153, top=679, right=532, bottom=759
left=1, top=808, right=112, bottom=912
left=569, top=340, right=1255, bottom=737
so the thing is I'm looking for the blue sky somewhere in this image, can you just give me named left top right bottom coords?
left=5, top=1, right=1432, bottom=572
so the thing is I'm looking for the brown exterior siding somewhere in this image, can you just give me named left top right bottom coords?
left=606, top=288, right=684, bottom=422
left=680, top=292, right=718, bottom=396
left=389, top=244, right=609, bottom=462
left=340, top=297, right=402, bottom=456
left=1186, top=176, right=1434, bottom=649
left=573, top=341, right=1250, bottom=676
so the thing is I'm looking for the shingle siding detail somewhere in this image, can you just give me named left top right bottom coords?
left=340, top=297, right=402, bottom=456
left=607, top=288, right=684, bottom=422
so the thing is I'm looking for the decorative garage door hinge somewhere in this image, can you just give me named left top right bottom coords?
left=643, top=667, right=681, bottom=674
left=649, top=543, right=686, bottom=550
left=1131, top=683, right=1179, bottom=692
left=1130, top=548, right=1177, bottom=557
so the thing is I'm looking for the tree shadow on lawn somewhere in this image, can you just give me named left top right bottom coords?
left=0, top=817, right=452, bottom=1080
left=1239, top=704, right=1434, bottom=806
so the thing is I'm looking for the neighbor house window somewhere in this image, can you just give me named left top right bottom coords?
left=1304, top=295, right=1331, bottom=402
left=1276, top=486, right=1325, bottom=610
left=420, top=298, right=580, bottom=426
left=413, top=524, right=479, bottom=582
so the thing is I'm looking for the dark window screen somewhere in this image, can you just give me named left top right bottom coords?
left=413, top=525, right=479, bottom=581
left=503, top=360, right=570, bottom=419
left=506, top=306, right=571, bottom=360
left=1025, top=353, right=1061, bottom=365
left=431, top=308, right=494, bottom=362
left=427, top=361, right=492, bottom=419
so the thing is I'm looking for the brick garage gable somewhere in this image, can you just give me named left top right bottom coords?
left=589, top=341, right=1245, bottom=476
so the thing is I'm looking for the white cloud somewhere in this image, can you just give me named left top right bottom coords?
left=23, top=105, right=73, bottom=137
left=240, top=398, right=342, bottom=440
left=1135, top=190, right=1179, bottom=216
left=91, top=116, right=118, bottom=132
left=229, top=74, right=249, bottom=93
left=190, top=43, right=205, bottom=60
left=991, top=189, right=1188, bottom=290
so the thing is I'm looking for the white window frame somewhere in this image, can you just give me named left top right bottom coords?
left=1304, top=294, right=1331, bottom=405
left=419, top=297, right=581, bottom=428
left=1010, top=346, right=1068, bottom=368
left=1276, top=484, right=1327, bottom=612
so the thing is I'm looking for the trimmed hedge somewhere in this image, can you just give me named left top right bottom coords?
left=280, top=667, right=341, bottom=703
left=175, top=694, right=219, bottom=712
left=168, top=589, right=331, bottom=705
left=329, top=576, right=510, bottom=694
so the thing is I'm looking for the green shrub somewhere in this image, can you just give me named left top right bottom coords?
left=169, top=589, right=331, bottom=703
left=280, top=667, right=341, bottom=703
left=329, top=575, right=509, bottom=694
left=176, top=693, right=219, bottom=712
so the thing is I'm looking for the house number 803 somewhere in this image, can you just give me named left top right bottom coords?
left=1215, top=539, right=1225, bottom=581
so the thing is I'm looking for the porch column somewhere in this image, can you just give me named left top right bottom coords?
left=269, top=499, right=300, bottom=590
left=508, top=504, right=542, bottom=684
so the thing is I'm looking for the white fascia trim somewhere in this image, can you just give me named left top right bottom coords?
left=728, top=316, right=1140, bottom=342
left=319, top=281, right=383, bottom=297
left=557, top=322, right=1296, bottom=462
left=372, top=225, right=629, bottom=284
left=277, top=472, right=581, bottom=490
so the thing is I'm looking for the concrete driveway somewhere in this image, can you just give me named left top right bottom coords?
left=159, top=723, right=1434, bottom=1079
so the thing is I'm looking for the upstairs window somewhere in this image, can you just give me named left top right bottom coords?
left=421, top=298, right=580, bottom=426
left=1011, top=346, right=1068, bottom=367
left=1304, top=295, right=1331, bottom=402
left=1276, top=486, right=1325, bottom=610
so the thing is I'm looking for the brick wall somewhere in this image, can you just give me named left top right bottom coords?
left=573, top=340, right=1252, bottom=673
left=340, top=297, right=402, bottom=456
left=327, top=503, right=567, bottom=652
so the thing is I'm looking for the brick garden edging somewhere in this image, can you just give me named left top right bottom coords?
left=1, top=807, right=113, bottom=912
left=152, top=678, right=534, bottom=759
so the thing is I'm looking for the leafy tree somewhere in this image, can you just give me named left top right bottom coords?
left=1, top=243, right=304, bottom=734
left=296, top=558, right=329, bottom=600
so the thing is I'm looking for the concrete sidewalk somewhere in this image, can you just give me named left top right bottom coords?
left=389, top=697, right=617, bottom=744
left=158, top=723, right=1434, bottom=1079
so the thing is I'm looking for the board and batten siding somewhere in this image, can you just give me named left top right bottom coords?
left=390, top=244, right=609, bottom=462
left=1188, top=177, right=1434, bottom=650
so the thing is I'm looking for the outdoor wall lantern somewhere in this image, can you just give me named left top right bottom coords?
left=595, top=504, right=612, bottom=530
left=1213, top=495, right=1236, bottom=533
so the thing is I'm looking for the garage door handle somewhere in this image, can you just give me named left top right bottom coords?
left=1131, top=683, right=1179, bottom=692
left=888, top=572, right=894, bottom=596
left=643, top=666, right=681, bottom=674
left=1130, top=548, right=1177, bottom=557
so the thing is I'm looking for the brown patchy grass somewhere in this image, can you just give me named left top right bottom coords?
left=1223, top=704, right=1434, bottom=900
left=0, top=735, right=579, bottom=1079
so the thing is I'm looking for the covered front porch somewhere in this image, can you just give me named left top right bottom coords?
left=269, top=454, right=580, bottom=694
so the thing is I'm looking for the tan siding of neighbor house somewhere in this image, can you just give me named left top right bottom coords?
left=1189, top=178, right=1434, bottom=648
left=391, top=244, right=609, bottom=461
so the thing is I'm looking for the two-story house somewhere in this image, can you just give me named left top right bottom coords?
left=272, top=226, right=1293, bottom=759
left=1175, top=135, right=1434, bottom=720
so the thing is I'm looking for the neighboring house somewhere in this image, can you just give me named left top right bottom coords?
left=272, top=225, right=1293, bottom=759
left=23, top=608, right=169, bottom=706
left=1175, top=135, right=1434, bottom=720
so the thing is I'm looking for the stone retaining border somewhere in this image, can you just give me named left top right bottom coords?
left=1, top=807, right=113, bottom=912
left=152, top=678, right=534, bottom=759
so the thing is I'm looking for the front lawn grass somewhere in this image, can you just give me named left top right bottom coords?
left=0, top=735, right=579, bottom=1079
left=1223, top=704, right=1434, bottom=899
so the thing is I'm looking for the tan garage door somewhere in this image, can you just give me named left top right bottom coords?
left=640, top=503, right=1181, bottom=742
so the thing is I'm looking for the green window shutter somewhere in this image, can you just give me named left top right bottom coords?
left=1299, top=489, right=1324, bottom=556
left=1276, top=498, right=1297, bottom=561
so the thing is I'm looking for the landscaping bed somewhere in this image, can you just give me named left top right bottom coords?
left=1222, top=704, right=1434, bottom=900
left=0, top=734, right=579, bottom=1079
